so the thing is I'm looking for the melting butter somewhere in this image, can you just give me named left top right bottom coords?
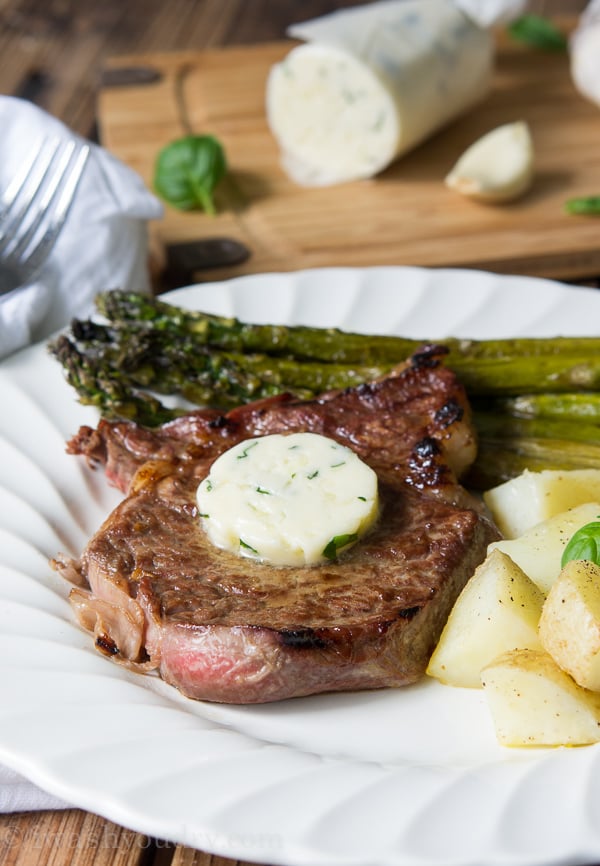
left=197, top=432, right=379, bottom=566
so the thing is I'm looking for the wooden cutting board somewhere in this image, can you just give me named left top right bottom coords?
left=98, top=29, right=600, bottom=285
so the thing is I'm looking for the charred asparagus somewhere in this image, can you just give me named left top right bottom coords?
left=48, top=290, right=600, bottom=486
left=94, top=291, right=600, bottom=367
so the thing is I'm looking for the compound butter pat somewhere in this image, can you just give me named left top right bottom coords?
left=197, top=432, right=379, bottom=567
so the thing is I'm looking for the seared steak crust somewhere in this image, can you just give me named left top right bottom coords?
left=57, top=347, right=499, bottom=703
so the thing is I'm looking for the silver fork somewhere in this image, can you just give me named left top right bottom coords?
left=0, top=135, right=90, bottom=298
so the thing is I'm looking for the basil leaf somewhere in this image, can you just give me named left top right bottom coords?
left=561, top=521, right=600, bottom=568
left=153, top=134, right=227, bottom=215
left=565, top=196, right=600, bottom=216
left=507, top=15, right=567, bottom=51
left=322, top=533, right=359, bottom=561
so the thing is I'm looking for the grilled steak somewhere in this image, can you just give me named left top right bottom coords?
left=55, top=346, right=499, bottom=703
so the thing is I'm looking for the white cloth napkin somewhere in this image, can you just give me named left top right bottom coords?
left=0, top=97, right=161, bottom=811
left=0, top=767, right=69, bottom=813
left=0, top=96, right=163, bottom=360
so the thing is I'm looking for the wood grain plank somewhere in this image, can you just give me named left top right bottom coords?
left=98, top=25, right=600, bottom=285
left=171, top=847, right=270, bottom=866
left=0, top=810, right=151, bottom=866
left=0, top=0, right=373, bottom=138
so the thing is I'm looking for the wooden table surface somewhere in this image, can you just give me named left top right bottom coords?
left=0, top=2, right=595, bottom=866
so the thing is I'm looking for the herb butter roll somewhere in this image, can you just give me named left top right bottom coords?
left=266, top=0, right=494, bottom=186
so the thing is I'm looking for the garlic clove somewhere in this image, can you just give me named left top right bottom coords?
left=445, top=121, right=534, bottom=203
left=570, top=23, right=600, bottom=109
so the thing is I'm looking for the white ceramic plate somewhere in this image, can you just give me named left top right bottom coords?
left=2, top=267, right=600, bottom=866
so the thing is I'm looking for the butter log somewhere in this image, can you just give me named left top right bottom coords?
left=266, top=0, right=494, bottom=186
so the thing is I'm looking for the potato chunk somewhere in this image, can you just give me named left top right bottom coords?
left=489, top=502, right=600, bottom=594
left=481, top=649, right=600, bottom=746
left=426, top=549, right=544, bottom=688
left=484, top=469, right=600, bottom=539
left=539, top=560, right=600, bottom=692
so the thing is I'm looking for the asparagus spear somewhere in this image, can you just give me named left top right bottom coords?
left=50, top=335, right=180, bottom=425
left=95, top=291, right=419, bottom=364
left=452, top=355, right=600, bottom=394
left=490, top=392, right=600, bottom=422
left=52, top=328, right=382, bottom=407
left=63, top=312, right=600, bottom=401
left=95, top=290, right=600, bottom=366
left=474, top=412, right=600, bottom=445
left=468, top=438, right=600, bottom=489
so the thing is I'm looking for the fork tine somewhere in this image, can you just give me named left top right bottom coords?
left=0, top=137, right=61, bottom=255
left=19, top=142, right=90, bottom=277
left=6, top=139, right=87, bottom=266
left=0, top=142, right=45, bottom=211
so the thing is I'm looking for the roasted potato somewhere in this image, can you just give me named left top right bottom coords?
left=489, top=502, right=600, bottom=594
left=481, top=648, right=600, bottom=747
left=483, top=469, right=600, bottom=539
left=539, top=560, right=600, bottom=692
left=426, top=549, right=544, bottom=688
